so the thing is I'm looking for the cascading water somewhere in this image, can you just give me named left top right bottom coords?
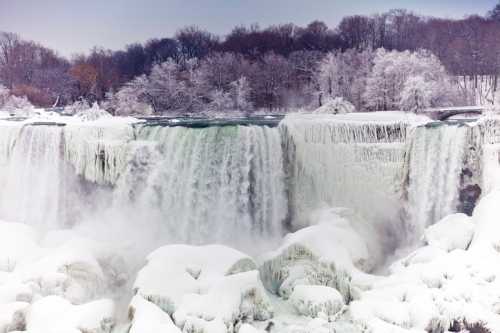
left=0, top=113, right=486, bottom=254
left=405, top=122, right=468, bottom=241
left=0, top=125, right=66, bottom=228
left=110, top=125, right=288, bottom=248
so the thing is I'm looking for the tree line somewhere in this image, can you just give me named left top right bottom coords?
left=2, top=5, right=500, bottom=114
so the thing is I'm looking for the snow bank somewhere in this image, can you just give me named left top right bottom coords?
left=423, top=213, right=474, bottom=251
left=289, top=285, right=344, bottom=318
left=348, top=193, right=500, bottom=332
left=470, top=188, right=500, bottom=253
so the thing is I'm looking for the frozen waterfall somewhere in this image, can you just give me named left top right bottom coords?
left=0, top=113, right=491, bottom=252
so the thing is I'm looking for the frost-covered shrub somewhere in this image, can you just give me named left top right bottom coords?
left=105, top=85, right=153, bottom=116
left=65, top=98, right=91, bottom=115
left=290, top=285, right=344, bottom=318
left=315, top=97, right=355, bottom=114
left=74, top=102, right=112, bottom=121
left=0, top=85, right=34, bottom=113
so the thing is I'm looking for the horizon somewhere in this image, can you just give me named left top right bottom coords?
left=0, top=0, right=496, bottom=57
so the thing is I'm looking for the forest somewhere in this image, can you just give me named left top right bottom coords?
left=2, top=4, right=500, bottom=114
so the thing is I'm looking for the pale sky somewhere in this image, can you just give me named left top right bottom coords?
left=0, top=0, right=496, bottom=57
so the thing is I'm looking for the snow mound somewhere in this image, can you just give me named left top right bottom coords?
left=0, top=225, right=129, bottom=304
left=0, top=221, right=40, bottom=272
left=290, top=285, right=344, bottom=319
left=11, top=234, right=127, bottom=304
left=470, top=188, right=500, bottom=253
left=173, top=270, right=273, bottom=333
left=260, top=208, right=377, bottom=302
left=134, top=244, right=270, bottom=332
left=23, top=296, right=114, bottom=333
left=423, top=213, right=474, bottom=252
left=314, top=97, right=355, bottom=114
left=134, top=244, right=256, bottom=314
left=348, top=194, right=500, bottom=331
left=128, top=295, right=181, bottom=333
left=238, top=323, right=265, bottom=333
left=74, top=103, right=113, bottom=122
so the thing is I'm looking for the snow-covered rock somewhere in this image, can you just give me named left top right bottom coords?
left=173, top=270, right=273, bottom=332
left=290, top=285, right=344, bottom=318
left=134, top=244, right=270, bottom=332
left=134, top=244, right=256, bottom=314
left=260, top=208, right=376, bottom=302
left=128, top=295, right=181, bottom=333
left=423, top=213, right=474, bottom=251
left=23, top=296, right=115, bottom=333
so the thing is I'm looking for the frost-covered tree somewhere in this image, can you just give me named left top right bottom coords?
left=363, top=48, right=460, bottom=111
left=65, top=98, right=91, bottom=115
left=314, top=97, right=355, bottom=114
left=316, top=49, right=373, bottom=110
left=229, top=77, right=253, bottom=111
left=0, top=84, right=33, bottom=112
left=207, top=89, right=233, bottom=112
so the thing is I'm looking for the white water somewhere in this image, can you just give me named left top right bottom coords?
left=109, top=125, right=288, bottom=248
left=406, top=123, right=468, bottom=241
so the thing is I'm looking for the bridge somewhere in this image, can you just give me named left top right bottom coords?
left=423, top=106, right=486, bottom=121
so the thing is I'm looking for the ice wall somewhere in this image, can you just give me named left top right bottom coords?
left=280, top=113, right=412, bottom=235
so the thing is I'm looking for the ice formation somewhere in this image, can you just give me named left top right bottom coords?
left=0, top=109, right=496, bottom=332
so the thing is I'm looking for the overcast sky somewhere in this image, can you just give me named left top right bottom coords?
left=0, top=0, right=496, bottom=57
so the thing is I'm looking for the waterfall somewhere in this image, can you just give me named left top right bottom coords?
left=280, top=113, right=411, bottom=233
left=0, top=113, right=491, bottom=253
left=406, top=122, right=468, bottom=240
left=109, top=125, right=288, bottom=247
left=0, top=125, right=66, bottom=228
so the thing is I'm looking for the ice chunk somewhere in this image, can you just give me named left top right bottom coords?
left=289, top=285, right=344, bottom=318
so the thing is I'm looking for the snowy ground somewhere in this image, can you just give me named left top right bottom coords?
left=0, top=190, right=497, bottom=333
